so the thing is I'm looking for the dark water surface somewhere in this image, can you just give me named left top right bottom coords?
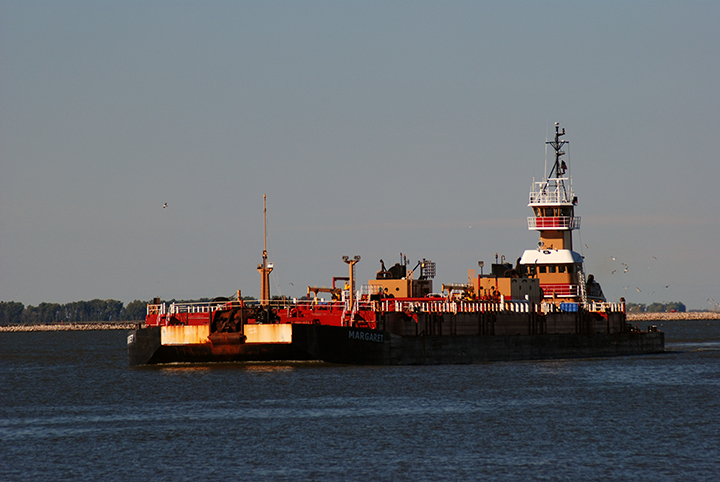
left=2, top=320, right=719, bottom=481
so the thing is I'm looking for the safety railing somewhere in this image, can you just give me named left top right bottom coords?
left=267, top=299, right=347, bottom=312
left=541, top=284, right=580, bottom=298
left=147, top=303, right=165, bottom=315
left=146, top=301, right=238, bottom=316
left=528, top=179, right=574, bottom=205
left=586, top=301, right=625, bottom=313
left=527, top=216, right=580, bottom=230
left=146, top=296, right=626, bottom=319
left=378, top=299, right=534, bottom=314
left=169, top=301, right=231, bottom=314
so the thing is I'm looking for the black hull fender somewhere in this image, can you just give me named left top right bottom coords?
left=127, top=326, right=161, bottom=366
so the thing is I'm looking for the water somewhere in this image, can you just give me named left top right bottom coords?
left=2, top=320, right=719, bottom=481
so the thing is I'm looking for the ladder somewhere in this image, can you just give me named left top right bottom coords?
left=577, top=267, right=589, bottom=307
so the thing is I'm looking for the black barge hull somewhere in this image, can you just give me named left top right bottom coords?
left=128, top=323, right=664, bottom=366
left=318, top=326, right=664, bottom=364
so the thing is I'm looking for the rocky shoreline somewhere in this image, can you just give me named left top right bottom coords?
left=0, top=322, right=139, bottom=332
left=626, top=312, right=720, bottom=321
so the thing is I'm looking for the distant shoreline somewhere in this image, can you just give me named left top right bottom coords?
left=626, top=312, right=720, bottom=321
left=0, top=322, right=139, bottom=332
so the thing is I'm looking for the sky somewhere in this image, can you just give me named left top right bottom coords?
left=2, top=1, right=719, bottom=310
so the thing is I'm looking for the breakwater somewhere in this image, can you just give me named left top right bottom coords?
left=0, top=322, right=138, bottom=332
left=627, top=312, right=720, bottom=321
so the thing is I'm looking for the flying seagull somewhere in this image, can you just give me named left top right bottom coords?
left=163, top=203, right=168, bottom=208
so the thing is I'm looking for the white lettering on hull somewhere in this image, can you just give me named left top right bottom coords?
left=348, top=330, right=384, bottom=343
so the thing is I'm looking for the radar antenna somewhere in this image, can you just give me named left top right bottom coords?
left=546, top=122, right=568, bottom=179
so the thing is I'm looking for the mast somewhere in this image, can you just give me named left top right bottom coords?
left=546, top=122, right=568, bottom=180
left=257, top=194, right=273, bottom=306
left=342, top=255, right=361, bottom=310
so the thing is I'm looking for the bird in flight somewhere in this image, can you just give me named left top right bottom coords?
left=163, top=203, right=168, bottom=208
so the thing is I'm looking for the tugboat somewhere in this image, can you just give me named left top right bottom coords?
left=519, top=122, right=603, bottom=305
left=128, top=124, right=663, bottom=366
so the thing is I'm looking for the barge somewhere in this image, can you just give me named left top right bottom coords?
left=128, top=124, right=664, bottom=366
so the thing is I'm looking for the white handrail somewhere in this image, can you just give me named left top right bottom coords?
left=529, top=179, right=574, bottom=205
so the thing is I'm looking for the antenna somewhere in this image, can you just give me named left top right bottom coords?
left=544, top=122, right=549, bottom=179
left=547, top=122, right=568, bottom=179
left=257, top=194, right=273, bottom=306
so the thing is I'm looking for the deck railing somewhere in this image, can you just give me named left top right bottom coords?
left=378, top=299, right=534, bottom=314
left=147, top=295, right=626, bottom=319
left=146, top=301, right=233, bottom=316
left=147, top=303, right=166, bottom=315
left=528, top=216, right=580, bottom=230
left=587, top=301, right=625, bottom=313
left=169, top=301, right=230, bottom=314
left=529, top=179, right=574, bottom=205
left=541, top=284, right=580, bottom=298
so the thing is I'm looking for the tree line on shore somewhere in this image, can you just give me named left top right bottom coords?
left=0, top=296, right=266, bottom=326
left=626, top=302, right=686, bottom=313
left=0, top=299, right=148, bottom=326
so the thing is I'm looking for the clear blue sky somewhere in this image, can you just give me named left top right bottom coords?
left=2, top=1, right=719, bottom=310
